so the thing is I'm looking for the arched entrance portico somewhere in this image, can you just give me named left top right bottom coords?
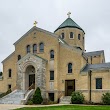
left=17, top=53, right=47, bottom=98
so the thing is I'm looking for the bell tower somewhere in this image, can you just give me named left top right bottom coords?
left=54, top=12, right=85, bottom=51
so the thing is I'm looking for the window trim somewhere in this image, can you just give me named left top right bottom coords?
left=68, top=63, right=72, bottom=73
left=33, top=44, right=37, bottom=53
left=50, top=71, right=54, bottom=80
left=78, top=34, right=81, bottom=40
left=18, top=55, right=21, bottom=61
left=39, top=42, right=44, bottom=52
left=8, top=69, right=12, bottom=78
left=61, top=33, right=65, bottom=39
left=26, top=45, right=31, bottom=53
left=69, top=32, right=74, bottom=39
left=96, top=78, right=102, bottom=89
left=50, top=50, right=54, bottom=59
left=8, top=84, right=11, bottom=90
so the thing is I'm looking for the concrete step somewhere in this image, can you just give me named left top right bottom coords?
left=59, top=96, right=71, bottom=104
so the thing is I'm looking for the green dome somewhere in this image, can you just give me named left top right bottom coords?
left=54, top=18, right=85, bottom=33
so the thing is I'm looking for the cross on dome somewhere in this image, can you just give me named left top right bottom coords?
left=67, top=12, right=71, bottom=18
left=33, top=21, right=38, bottom=26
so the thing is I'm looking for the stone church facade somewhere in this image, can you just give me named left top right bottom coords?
left=0, top=13, right=110, bottom=103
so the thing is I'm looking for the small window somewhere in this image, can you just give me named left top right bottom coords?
left=49, top=93, right=54, bottom=101
left=61, top=33, right=64, bottom=39
left=18, top=55, right=21, bottom=61
left=50, top=50, right=54, bottom=59
left=8, top=84, right=11, bottom=90
left=68, top=63, right=72, bottom=73
left=8, top=69, right=12, bottom=78
left=70, top=32, right=74, bottom=39
left=96, top=78, right=102, bottom=89
left=26, top=45, right=30, bottom=53
left=33, top=44, right=37, bottom=53
left=50, top=71, right=54, bottom=80
left=39, top=43, right=44, bottom=52
left=78, top=34, right=81, bottom=40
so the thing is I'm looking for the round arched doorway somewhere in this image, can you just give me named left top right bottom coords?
left=25, top=65, right=35, bottom=90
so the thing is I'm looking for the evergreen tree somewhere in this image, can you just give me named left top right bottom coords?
left=33, top=87, right=43, bottom=104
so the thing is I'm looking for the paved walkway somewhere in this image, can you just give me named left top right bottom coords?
left=0, top=104, right=70, bottom=110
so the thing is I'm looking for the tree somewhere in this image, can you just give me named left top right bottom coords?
left=33, top=87, right=43, bottom=104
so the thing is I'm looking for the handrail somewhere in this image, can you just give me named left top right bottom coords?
left=58, top=91, right=63, bottom=99
left=24, top=83, right=35, bottom=97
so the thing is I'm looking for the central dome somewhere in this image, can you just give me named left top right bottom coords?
left=54, top=17, right=84, bottom=33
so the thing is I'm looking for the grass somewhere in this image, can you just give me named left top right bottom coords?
left=15, top=105, right=110, bottom=110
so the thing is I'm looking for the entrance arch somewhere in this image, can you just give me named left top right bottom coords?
left=17, top=53, right=47, bottom=98
left=25, top=65, right=35, bottom=90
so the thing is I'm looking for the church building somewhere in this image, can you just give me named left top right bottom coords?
left=0, top=12, right=110, bottom=104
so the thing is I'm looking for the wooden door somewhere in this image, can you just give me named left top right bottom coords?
left=65, top=80, right=75, bottom=96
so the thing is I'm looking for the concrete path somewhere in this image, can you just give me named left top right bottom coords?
left=0, top=104, right=70, bottom=110
left=0, top=104, right=25, bottom=110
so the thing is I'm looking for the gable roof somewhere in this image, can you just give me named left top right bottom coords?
left=85, top=50, right=104, bottom=57
left=14, top=26, right=58, bottom=45
left=54, top=18, right=85, bottom=33
left=81, top=63, right=110, bottom=72
left=2, top=52, right=15, bottom=63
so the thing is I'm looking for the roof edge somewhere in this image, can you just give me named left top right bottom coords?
left=2, top=52, right=15, bottom=63
left=14, top=26, right=58, bottom=46
left=54, top=26, right=85, bottom=34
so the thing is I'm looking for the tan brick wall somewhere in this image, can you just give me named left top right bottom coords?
left=55, top=28, right=85, bottom=51
left=0, top=26, right=108, bottom=103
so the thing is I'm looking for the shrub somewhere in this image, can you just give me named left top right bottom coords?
left=0, top=89, right=12, bottom=98
left=5, top=89, right=12, bottom=95
left=32, top=87, right=43, bottom=104
left=102, top=92, right=110, bottom=105
left=27, top=100, right=33, bottom=105
left=71, top=91, right=85, bottom=104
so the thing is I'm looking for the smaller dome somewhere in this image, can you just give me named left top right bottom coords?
left=54, top=18, right=85, bottom=33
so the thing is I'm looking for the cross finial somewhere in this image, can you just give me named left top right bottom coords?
left=33, top=21, right=37, bottom=26
left=67, top=12, right=71, bottom=18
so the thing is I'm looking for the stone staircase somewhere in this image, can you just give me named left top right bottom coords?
left=59, top=96, right=71, bottom=104
left=0, top=89, right=34, bottom=104
left=0, top=90, right=24, bottom=104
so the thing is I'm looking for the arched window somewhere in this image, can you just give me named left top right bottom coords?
left=78, top=34, right=81, bottom=40
left=70, top=32, right=74, bottom=39
left=18, top=55, right=21, bottom=61
left=26, top=45, right=30, bottom=53
left=33, top=44, right=37, bottom=53
left=50, top=50, right=54, bottom=59
left=8, top=69, right=12, bottom=78
left=68, top=63, right=72, bottom=73
left=61, top=33, right=64, bottom=39
left=39, top=43, right=44, bottom=52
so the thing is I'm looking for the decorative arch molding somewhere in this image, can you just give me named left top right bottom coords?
left=17, top=53, right=47, bottom=98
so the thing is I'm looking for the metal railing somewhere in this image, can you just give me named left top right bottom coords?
left=24, top=83, right=35, bottom=97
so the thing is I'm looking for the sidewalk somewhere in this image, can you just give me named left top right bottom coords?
left=0, top=104, right=70, bottom=110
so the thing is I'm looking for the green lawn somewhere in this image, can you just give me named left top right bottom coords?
left=15, top=105, right=110, bottom=110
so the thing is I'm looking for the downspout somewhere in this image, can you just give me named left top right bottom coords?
left=89, top=70, right=92, bottom=103
left=91, top=56, right=92, bottom=64
left=89, top=56, right=92, bottom=103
